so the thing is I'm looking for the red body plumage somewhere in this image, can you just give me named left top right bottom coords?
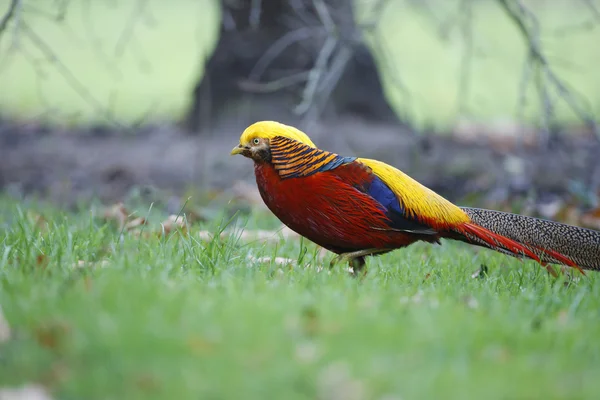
left=254, top=162, right=437, bottom=254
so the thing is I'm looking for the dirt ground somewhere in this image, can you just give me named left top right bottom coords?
left=1, top=116, right=599, bottom=212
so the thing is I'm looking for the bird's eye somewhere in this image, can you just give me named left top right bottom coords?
left=252, top=138, right=260, bottom=145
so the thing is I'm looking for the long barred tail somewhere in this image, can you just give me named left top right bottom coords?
left=449, top=207, right=600, bottom=273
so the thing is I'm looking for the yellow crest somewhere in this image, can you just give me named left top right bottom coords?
left=238, top=121, right=316, bottom=148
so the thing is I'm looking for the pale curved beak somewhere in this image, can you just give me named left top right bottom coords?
left=230, top=144, right=244, bottom=156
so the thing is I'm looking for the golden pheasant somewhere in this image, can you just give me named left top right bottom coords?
left=231, top=121, right=600, bottom=274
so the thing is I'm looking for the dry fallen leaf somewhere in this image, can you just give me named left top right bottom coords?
left=73, top=260, right=110, bottom=269
left=36, top=254, right=50, bottom=270
left=161, top=215, right=188, bottom=235
left=34, top=321, right=71, bottom=351
left=0, top=385, right=53, bottom=400
left=580, top=206, right=600, bottom=230
left=0, top=305, right=10, bottom=343
left=198, top=226, right=300, bottom=243
left=247, top=255, right=295, bottom=267
left=124, top=216, right=147, bottom=231
left=552, top=203, right=582, bottom=227
left=102, top=202, right=129, bottom=229
left=181, top=210, right=206, bottom=224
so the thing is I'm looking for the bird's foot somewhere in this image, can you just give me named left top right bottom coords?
left=329, top=248, right=388, bottom=276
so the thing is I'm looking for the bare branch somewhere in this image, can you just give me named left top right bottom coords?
left=0, top=0, right=19, bottom=38
left=516, top=52, right=533, bottom=126
left=249, top=0, right=262, bottom=29
left=294, top=35, right=337, bottom=115
left=113, top=0, right=149, bottom=58
left=497, top=0, right=598, bottom=138
left=581, top=0, right=600, bottom=22
left=20, top=21, right=119, bottom=126
left=249, top=26, right=325, bottom=81
left=238, top=71, right=310, bottom=93
left=313, top=0, right=335, bottom=34
left=456, top=0, right=473, bottom=116
left=303, top=44, right=353, bottom=127
left=81, top=0, right=122, bottom=79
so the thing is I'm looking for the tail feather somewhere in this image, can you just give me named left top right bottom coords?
left=450, top=207, right=600, bottom=272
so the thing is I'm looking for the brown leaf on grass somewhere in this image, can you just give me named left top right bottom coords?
left=0, top=305, right=10, bottom=343
left=551, top=203, right=582, bottom=227
left=580, top=206, right=600, bottom=230
left=198, top=226, right=300, bottom=243
left=161, top=215, right=188, bottom=235
left=36, top=254, right=50, bottom=270
left=34, top=321, right=71, bottom=351
left=102, top=202, right=129, bottom=228
left=0, top=385, right=54, bottom=400
left=130, top=229, right=152, bottom=239
left=181, top=209, right=207, bottom=225
left=124, top=216, right=147, bottom=231
left=301, top=306, right=320, bottom=336
left=73, top=260, right=110, bottom=269
left=247, top=255, right=295, bottom=267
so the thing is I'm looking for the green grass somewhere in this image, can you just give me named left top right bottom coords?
left=1, top=199, right=600, bottom=399
left=1, top=0, right=598, bottom=128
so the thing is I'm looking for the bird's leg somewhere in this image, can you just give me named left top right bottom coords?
left=349, top=256, right=367, bottom=278
left=329, top=248, right=388, bottom=270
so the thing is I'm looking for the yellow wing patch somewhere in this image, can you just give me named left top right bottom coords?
left=240, top=121, right=316, bottom=147
left=358, top=158, right=470, bottom=228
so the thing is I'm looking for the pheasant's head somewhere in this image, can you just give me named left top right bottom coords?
left=231, top=121, right=316, bottom=162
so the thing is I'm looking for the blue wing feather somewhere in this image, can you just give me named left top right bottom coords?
left=318, top=156, right=357, bottom=172
left=366, top=176, right=405, bottom=215
left=365, top=175, right=437, bottom=235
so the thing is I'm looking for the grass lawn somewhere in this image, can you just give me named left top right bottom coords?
left=1, top=199, right=599, bottom=399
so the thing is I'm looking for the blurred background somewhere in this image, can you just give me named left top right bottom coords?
left=0, top=0, right=599, bottom=226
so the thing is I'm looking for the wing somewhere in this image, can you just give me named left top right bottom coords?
left=269, top=136, right=443, bottom=235
left=362, top=172, right=438, bottom=235
left=357, top=158, right=470, bottom=230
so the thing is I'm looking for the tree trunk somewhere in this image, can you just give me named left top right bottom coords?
left=185, top=0, right=401, bottom=134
